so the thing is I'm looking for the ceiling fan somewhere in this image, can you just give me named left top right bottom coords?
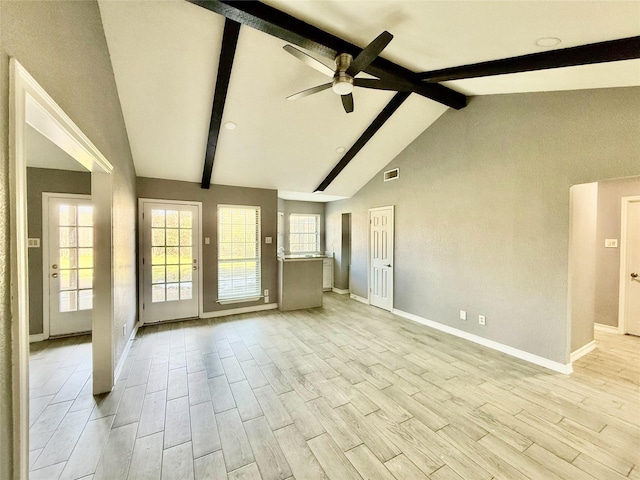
left=283, top=31, right=412, bottom=113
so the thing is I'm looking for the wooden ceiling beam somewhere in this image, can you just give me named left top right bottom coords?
left=189, top=0, right=467, bottom=110
left=315, top=92, right=411, bottom=192
left=419, top=36, right=640, bottom=83
left=201, top=18, right=241, bottom=189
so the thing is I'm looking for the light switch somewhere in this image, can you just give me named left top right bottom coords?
left=605, top=239, right=618, bottom=248
left=265, top=237, right=272, bottom=244
left=28, top=238, right=40, bottom=248
left=205, top=237, right=210, bottom=245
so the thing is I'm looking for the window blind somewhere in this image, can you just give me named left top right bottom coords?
left=289, top=214, right=320, bottom=253
left=217, top=205, right=261, bottom=302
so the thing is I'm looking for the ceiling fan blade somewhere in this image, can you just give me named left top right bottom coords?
left=286, top=83, right=332, bottom=101
left=419, top=36, right=640, bottom=82
left=346, top=31, right=393, bottom=77
left=354, top=78, right=414, bottom=92
left=341, top=93, right=354, bottom=113
left=283, top=44, right=335, bottom=77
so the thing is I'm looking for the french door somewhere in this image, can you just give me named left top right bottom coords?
left=45, top=195, right=94, bottom=336
left=141, top=201, right=200, bottom=323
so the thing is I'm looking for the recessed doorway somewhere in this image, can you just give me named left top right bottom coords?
left=10, top=59, right=115, bottom=477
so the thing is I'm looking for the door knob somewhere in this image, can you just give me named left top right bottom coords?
left=632, top=272, right=639, bottom=279
left=384, top=264, right=392, bottom=268
left=52, top=264, right=58, bottom=269
left=193, top=266, right=198, bottom=271
left=51, top=273, right=58, bottom=278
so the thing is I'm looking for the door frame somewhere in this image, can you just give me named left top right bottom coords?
left=41, top=192, right=93, bottom=340
left=368, top=205, right=395, bottom=310
left=10, top=59, right=115, bottom=478
left=138, top=198, right=204, bottom=324
left=618, top=195, right=640, bottom=334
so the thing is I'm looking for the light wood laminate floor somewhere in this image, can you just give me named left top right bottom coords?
left=29, top=293, right=640, bottom=479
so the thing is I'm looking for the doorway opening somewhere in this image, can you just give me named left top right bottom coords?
left=10, top=59, right=114, bottom=477
left=619, top=195, right=640, bottom=336
left=340, top=212, right=351, bottom=293
left=568, top=175, right=640, bottom=365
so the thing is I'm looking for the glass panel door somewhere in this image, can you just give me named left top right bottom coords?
left=48, top=196, right=93, bottom=336
left=142, top=202, right=199, bottom=323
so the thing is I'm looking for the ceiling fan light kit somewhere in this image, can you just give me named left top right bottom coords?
left=332, top=53, right=354, bottom=95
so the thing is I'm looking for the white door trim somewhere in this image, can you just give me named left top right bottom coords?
left=138, top=198, right=204, bottom=324
left=10, top=59, right=114, bottom=479
left=618, top=195, right=640, bottom=334
left=41, top=193, right=92, bottom=340
left=368, top=205, right=395, bottom=310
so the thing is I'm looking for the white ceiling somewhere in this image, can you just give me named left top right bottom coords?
left=99, top=0, right=640, bottom=202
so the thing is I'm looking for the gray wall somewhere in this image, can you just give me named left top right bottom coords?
left=569, top=183, right=598, bottom=353
left=27, top=168, right=92, bottom=335
left=1, top=2, right=138, bottom=470
left=279, top=199, right=326, bottom=253
left=137, top=178, right=278, bottom=313
left=326, top=87, right=640, bottom=365
left=595, top=175, right=640, bottom=327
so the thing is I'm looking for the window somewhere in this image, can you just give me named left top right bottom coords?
left=57, top=203, right=94, bottom=311
left=289, top=214, right=320, bottom=253
left=217, top=205, right=261, bottom=302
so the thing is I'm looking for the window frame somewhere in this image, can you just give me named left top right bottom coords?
left=217, top=204, right=262, bottom=304
left=289, top=213, right=321, bottom=254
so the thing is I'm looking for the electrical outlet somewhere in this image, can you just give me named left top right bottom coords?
left=479, top=315, right=486, bottom=326
left=265, top=296, right=269, bottom=304
left=264, top=289, right=269, bottom=297
left=460, top=310, right=466, bottom=321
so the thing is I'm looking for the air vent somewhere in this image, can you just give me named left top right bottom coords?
left=383, top=168, right=399, bottom=182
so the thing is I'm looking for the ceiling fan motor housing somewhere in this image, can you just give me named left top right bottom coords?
left=333, top=53, right=354, bottom=95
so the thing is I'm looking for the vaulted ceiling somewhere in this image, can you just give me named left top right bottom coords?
left=99, top=0, right=640, bottom=202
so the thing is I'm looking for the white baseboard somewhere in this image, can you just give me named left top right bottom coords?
left=594, top=323, right=620, bottom=334
left=114, top=320, right=141, bottom=384
left=570, top=340, right=596, bottom=363
left=200, top=303, right=278, bottom=319
left=350, top=293, right=369, bottom=305
left=332, top=288, right=350, bottom=295
left=29, top=333, right=46, bottom=343
left=393, top=308, right=573, bottom=375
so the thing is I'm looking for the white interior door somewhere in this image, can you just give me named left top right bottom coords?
left=623, top=198, right=640, bottom=336
left=370, top=206, right=394, bottom=311
left=46, top=195, right=93, bottom=336
left=142, top=201, right=200, bottom=323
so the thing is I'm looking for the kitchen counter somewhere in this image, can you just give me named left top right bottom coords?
left=279, top=254, right=329, bottom=259
left=277, top=256, right=323, bottom=311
